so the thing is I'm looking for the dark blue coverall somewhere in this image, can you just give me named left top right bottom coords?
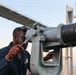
left=0, top=42, right=30, bottom=75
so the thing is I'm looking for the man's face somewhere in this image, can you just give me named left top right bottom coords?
left=13, top=30, right=28, bottom=49
left=16, top=31, right=26, bottom=44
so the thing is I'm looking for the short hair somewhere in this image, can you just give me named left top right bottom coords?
left=13, top=27, right=27, bottom=36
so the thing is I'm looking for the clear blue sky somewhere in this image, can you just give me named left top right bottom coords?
left=0, top=0, right=76, bottom=66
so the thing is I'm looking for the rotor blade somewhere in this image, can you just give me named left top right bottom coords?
left=0, top=4, right=46, bottom=28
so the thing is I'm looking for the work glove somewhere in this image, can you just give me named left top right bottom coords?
left=5, top=44, right=24, bottom=61
left=44, top=51, right=53, bottom=61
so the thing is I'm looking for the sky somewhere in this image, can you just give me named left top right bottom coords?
left=0, top=0, right=76, bottom=67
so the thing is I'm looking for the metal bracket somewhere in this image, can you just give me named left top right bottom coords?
left=30, top=35, right=62, bottom=75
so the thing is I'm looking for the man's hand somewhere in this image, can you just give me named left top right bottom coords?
left=44, top=51, right=53, bottom=61
left=5, top=44, right=24, bottom=61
